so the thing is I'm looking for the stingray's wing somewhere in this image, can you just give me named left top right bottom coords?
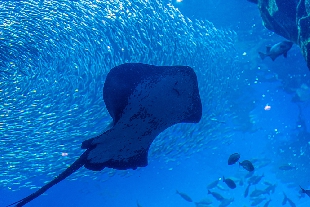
left=103, top=63, right=163, bottom=125
left=84, top=63, right=202, bottom=171
left=103, top=63, right=201, bottom=124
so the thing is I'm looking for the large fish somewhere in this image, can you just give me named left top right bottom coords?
left=6, top=63, right=202, bottom=207
left=259, top=41, right=293, bottom=61
left=227, top=153, right=240, bottom=165
left=176, top=190, right=193, bottom=202
left=239, top=160, right=255, bottom=172
left=222, top=176, right=236, bottom=189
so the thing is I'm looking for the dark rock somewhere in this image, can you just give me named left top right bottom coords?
left=249, top=0, right=310, bottom=69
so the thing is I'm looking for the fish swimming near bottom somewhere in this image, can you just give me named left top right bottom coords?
left=258, top=40, right=293, bottom=61
left=223, top=176, right=236, bottom=189
left=208, top=190, right=225, bottom=201
left=194, top=198, right=213, bottom=206
left=248, top=173, right=264, bottom=185
left=219, top=198, right=234, bottom=207
left=244, top=183, right=251, bottom=198
left=250, top=189, right=269, bottom=197
left=195, top=203, right=211, bottom=207
left=228, top=153, right=240, bottom=165
left=6, top=63, right=202, bottom=207
left=263, top=183, right=276, bottom=194
left=283, top=192, right=296, bottom=207
left=282, top=192, right=288, bottom=205
left=251, top=197, right=266, bottom=206
left=176, top=190, right=193, bottom=202
left=239, top=160, right=255, bottom=172
left=207, top=179, right=220, bottom=189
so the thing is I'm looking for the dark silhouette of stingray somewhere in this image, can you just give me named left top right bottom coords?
left=6, top=63, right=202, bottom=207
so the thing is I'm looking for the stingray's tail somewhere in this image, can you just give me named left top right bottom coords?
left=6, top=151, right=88, bottom=207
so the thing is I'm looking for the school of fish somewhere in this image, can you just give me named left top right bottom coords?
left=0, top=0, right=239, bottom=190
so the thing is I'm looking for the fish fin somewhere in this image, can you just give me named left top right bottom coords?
left=271, top=56, right=277, bottom=61
left=299, top=185, right=306, bottom=193
left=258, top=52, right=267, bottom=60
left=266, top=46, right=271, bottom=53
left=283, top=52, right=288, bottom=58
left=81, top=138, right=95, bottom=149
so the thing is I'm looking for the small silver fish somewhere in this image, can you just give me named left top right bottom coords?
left=263, top=183, right=276, bottom=194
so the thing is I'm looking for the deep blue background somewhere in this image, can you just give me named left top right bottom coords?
left=1, top=0, right=310, bottom=207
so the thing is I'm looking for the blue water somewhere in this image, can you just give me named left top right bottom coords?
left=1, top=0, right=310, bottom=207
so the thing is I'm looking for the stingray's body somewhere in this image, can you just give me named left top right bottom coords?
left=7, top=63, right=202, bottom=207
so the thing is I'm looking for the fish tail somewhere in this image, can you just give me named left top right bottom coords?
left=259, top=52, right=267, bottom=60
left=299, top=185, right=305, bottom=193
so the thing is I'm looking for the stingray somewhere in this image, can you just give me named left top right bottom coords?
left=6, top=63, right=202, bottom=207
